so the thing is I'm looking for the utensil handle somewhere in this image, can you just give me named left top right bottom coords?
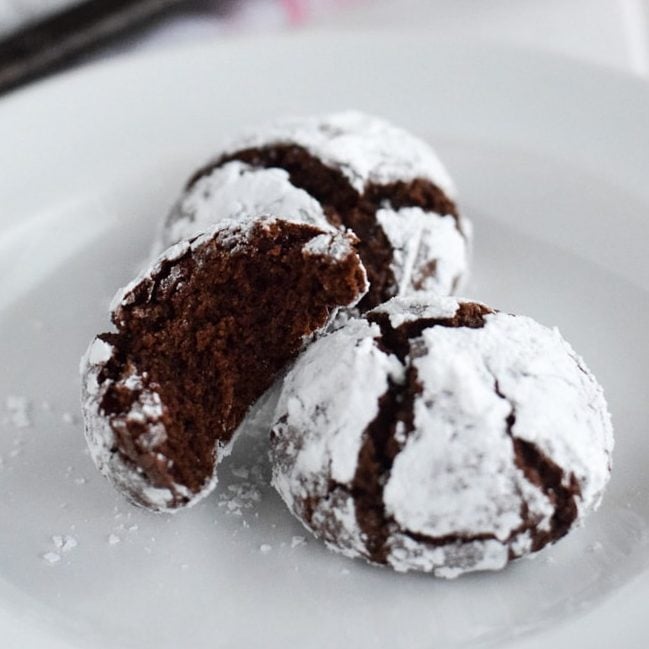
left=0, top=0, right=188, bottom=97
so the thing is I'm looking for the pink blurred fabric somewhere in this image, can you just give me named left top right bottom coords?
left=279, top=0, right=361, bottom=25
left=281, top=0, right=308, bottom=24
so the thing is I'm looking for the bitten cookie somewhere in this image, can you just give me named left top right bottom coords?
left=154, top=111, right=470, bottom=310
left=270, top=294, right=613, bottom=577
left=81, top=217, right=367, bottom=512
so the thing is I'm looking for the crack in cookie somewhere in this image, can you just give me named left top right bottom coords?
left=270, top=294, right=612, bottom=576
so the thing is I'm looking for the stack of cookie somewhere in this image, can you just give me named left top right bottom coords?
left=81, top=112, right=613, bottom=578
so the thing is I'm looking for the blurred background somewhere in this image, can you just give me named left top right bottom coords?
left=1, top=0, right=648, bottom=97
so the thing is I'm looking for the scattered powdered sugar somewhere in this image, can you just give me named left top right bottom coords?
left=217, top=481, right=262, bottom=517
left=4, top=395, right=31, bottom=429
left=259, top=544, right=272, bottom=554
left=290, top=536, right=306, bottom=549
left=230, top=466, right=249, bottom=480
left=41, top=535, right=77, bottom=565
left=586, top=541, right=604, bottom=553
left=108, top=534, right=121, bottom=545
left=61, top=412, right=77, bottom=425
left=42, top=552, right=61, bottom=565
left=249, top=463, right=264, bottom=483
left=52, top=535, right=78, bottom=552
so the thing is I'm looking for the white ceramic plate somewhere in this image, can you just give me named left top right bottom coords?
left=0, top=32, right=648, bottom=649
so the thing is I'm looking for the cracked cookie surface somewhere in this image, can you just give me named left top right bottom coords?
left=270, top=294, right=613, bottom=577
left=155, top=111, right=470, bottom=310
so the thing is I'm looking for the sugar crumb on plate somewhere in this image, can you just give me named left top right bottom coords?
left=4, top=395, right=31, bottom=429
left=42, top=552, right=61, bottom=565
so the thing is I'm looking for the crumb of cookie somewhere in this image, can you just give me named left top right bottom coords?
left=270, top=293, right=614, bottom=577
left=81, top=217, right=367, bottom=512
left=231, top=466, right=249, bottom=480
left=156, top=111, right=469, bottom=310
left=52, top=535, right=78, bottom=552
left=62, top=412, right=77, bottom=425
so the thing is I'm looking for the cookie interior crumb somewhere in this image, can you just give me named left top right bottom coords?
left=95, top=219, right=366, bottom=507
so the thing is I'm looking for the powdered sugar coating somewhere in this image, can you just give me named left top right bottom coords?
left=153, top=161, right=333, bottom=258
left=82, top=218, right=365, bottom=512
left=273, top=318, right=402, bottom=496
left=223, top=111, right=456, bottom=197
left=370, top=289, right=466, bottom=327
left=81, top=337, right=220, bottom=511
left=270, top=295, right=613, bottom=577
left=272, top=318, right=403, bottom=558
left=376, top=207, right=468, bottom=296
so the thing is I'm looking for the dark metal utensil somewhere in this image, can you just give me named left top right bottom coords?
left=0, top=0, right=190, bottom=97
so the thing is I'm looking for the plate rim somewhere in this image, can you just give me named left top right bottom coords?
left=0, top=30, right=648, bottom=649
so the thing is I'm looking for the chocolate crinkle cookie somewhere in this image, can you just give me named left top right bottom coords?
left=154, top=111, right=470, bottom=311
left=81, top=218, right=367, bottom=512
left=270, top=294, right=614, bottom=578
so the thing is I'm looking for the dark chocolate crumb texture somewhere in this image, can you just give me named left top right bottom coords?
left=81, top=218, right=367, bottom=512
left=155, top=111, right=470, bottom=311
left=270, top=294, right=613, bottom=577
